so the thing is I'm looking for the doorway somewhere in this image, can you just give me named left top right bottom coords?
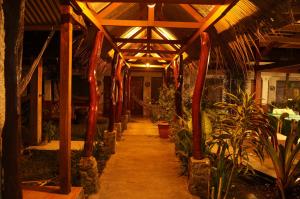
left=151, top=77, right=163, bottom=104
left=130, top=76, right=144, bottom=116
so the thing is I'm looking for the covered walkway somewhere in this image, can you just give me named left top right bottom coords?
left=93, top=118, right=197, bottom=199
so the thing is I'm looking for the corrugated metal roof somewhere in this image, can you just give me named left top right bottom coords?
left=25, top=0, right=61, bottom=26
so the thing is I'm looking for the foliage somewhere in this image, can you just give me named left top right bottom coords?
left=207, top=88, right=271, bottom=199
left=42, top=120, right=58, bottom=142
left=156, top=85, right=175, bottom=123
left=260, top=119, right=300, bottom=199
left=174, top=118, right=193, bottom=175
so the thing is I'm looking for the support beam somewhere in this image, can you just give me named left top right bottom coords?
left=175, top=0, right=237, bottom=57
left=77, top=0, right=226, bottom=5
left=100, top=19, right=201, bottom=28
left=254, top=71, right=262, bottom=105
left=116, top=59, right=124, bottom=123
left=108, top=52, right=118, bottom=132
left=114, top=38, right=184, bottom=44
left=59, top=4, right=73, bottom=194
left=83, top=31, right=104, bottom=157
left=29, top=60, right=43, bottom=145
left=179, top=4, right=203, bottom=22
left=121, top=49, right=178, bottom=54
left=174, top=55, right=183, bottom=117
left=192, top=32, right=210, bottom=160
left=124, top=56, right=173, bottom=61
left=97, top=3, right=123, bottom=18
left=75, top=2, right=127, bottom=62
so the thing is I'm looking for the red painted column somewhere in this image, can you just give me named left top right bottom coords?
left=192, top=32, right=211, bottom=160
left=127, top=70, right=131, bottom=113
left=83, top=31, right=104, bottom=157
left=116, top=59, right=124, bottom=123
left=108, top=52, right=118, bottom=132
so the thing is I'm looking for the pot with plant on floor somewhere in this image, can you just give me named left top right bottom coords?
left=156, top=85, right=175, bottom=138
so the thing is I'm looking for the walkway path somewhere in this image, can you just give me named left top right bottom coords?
left=94, top=118, right=197, bottom=199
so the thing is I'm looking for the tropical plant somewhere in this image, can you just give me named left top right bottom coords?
left=207, top=88, right=271, bottom=199
left=157, top=85, right=175, bottom=123
left=42, top=120, right=57, bottom=142
left=260, top=119, right=300, bottom=199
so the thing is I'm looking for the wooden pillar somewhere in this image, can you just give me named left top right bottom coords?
left=192, top=32, right=210, bottom=160
left=59, top=4, right=73, bottom=194
left=3, top=0, right=25, bottom=198
left=116, top=59, right=124, bottom=123
left=30, top=60, right=43, bottom=145
left=83, top=31, right=104, bottom=157
left=127, top=70, right=131, bottom=113
left=123, top=68, right=128, bottom=115
left=108, top=52, right=118, bottom=132
left=174, top=55, right=183, bottom=117
left=254, top=70, right=262, bottom=105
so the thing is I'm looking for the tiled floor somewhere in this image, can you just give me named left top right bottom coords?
left=91, top=118, right=197, bottom=199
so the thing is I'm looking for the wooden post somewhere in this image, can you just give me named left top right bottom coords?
left=30, top=60, right=43, bottom=145
left=254, top=70, right=262, bottom=105
left=174, top=55, right=183, bottom=117
left=123, top=68, right=128, bottom=115
left=127, top=70, right=131, bottom=113
left=3, top=0, right=25, bottom=198
left=108, top=52, right=118, bottom=132
left=59, top=4, right=73, bottom=194
left=83, top=31, right=104, bottom=157
left=192, top=32, right=210, bottom=160
left=116, top=59, right=124, bottom=123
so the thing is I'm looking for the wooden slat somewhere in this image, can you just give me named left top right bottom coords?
left=59, top=4, right=73, bottom=194
left=76, top=0, right=226, bottom=5
left=114, top=38, right=184, bottom=44
left=100, top=19, right=201, bottom=28
left=121, top=49, right=178, bottom=54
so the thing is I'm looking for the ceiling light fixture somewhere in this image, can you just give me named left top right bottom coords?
left=146, top=63, right=150, bottom=68
left=147, top=3, right=156, bottom=8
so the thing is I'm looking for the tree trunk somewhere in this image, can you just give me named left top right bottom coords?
left=192, top=32, right=210, bottom=160
left=83, top=31, right=104, bottom=157
left=2, top=0, right=25, bottom=198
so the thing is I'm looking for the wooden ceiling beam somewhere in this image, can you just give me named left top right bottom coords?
left=179, top=4, right=203, bottom=22
left=124, top=56, right=173, bottom=61
left=152, top=27, right=180, bottom=50
left=97, top=3, right=123, bottom=18
left=76, top=0, right=226, bottom=5
left=121, top=49, right=178, bottom=54
left=115, top=38, right=184, bottom=44
left=74, top=1, right=129, bottom=65
left=174, top=0, right=238, bottom=57
left=100, top=19, right=201, bottom=28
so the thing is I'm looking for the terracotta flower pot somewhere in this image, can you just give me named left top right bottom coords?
left=158, top=122, right=170, bottom=139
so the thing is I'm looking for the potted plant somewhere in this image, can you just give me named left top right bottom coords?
left=156, top=85, right=175, bottom=138
left=42, top=120, right=57, bottom=144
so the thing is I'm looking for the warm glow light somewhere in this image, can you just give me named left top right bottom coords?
left=146, top=63, right=150, bottom=68
left=147, top=3, right=156, bottom=8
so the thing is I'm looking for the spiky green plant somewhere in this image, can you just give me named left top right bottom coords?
left=208, top=88, right=271, bottom=199
left=260, top=120, right=300, bottom=199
